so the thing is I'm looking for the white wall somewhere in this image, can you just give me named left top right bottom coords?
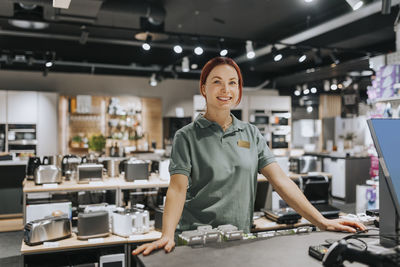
left=0, top=70, right=199, bottom=118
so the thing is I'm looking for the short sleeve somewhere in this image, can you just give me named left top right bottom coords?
left=168, top=130, right=192, bottom=177
left=255, top=127, right=276, bottom=171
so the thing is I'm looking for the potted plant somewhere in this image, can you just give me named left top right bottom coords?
left=71, top=135, right=83, bottom=148
left=88, top=134, right=106, bottom=153
left=339, top=132, right=356, bottom=149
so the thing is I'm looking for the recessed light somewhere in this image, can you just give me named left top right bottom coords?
left=8, top=19, right=49, bottom=30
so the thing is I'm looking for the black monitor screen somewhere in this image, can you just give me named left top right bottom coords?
left=368, top=119, right=400, bottom=213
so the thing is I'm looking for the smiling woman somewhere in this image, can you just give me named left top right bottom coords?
left=132, top=57, right=366, bottom=257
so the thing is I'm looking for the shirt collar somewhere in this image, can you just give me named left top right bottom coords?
left=194, top=113, right=245, bottom=131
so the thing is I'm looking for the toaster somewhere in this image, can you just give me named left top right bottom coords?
left=77, top=164, right=103, bottom=184
left=24, top=216, right=72, bottom=246
left=34, top=165, right=62, bottom=185
left=77, top=211, right=109, bottom=240
left=124, top=159, right=150, bottom=181
left=111, top=209, right=150, bottom=237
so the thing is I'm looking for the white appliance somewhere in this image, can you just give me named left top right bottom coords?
left=111, top=209, right=150, bottom=237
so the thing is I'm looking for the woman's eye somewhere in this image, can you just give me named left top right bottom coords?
left=213, top=80, right=221, bottom=84
left=230, top=81, right=237, bottom=85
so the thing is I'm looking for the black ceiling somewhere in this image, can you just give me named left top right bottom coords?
left=0, top=0, right=397, bottom=94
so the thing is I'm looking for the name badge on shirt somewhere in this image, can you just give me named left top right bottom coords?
left=237, top=140, right=250, bottom=149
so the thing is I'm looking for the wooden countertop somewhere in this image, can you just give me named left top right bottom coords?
left=21, top=231, right=162, bottom=255
left=23, top=175, right=170, bottom=193
left=253, top=216, right=313, bottom=232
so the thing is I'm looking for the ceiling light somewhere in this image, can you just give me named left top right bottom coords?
left=246, top=40, right=255, bottom=59
left=345, top=0, right=363, bottom=11
left=173, top=45, right=183, bottom=54
left=272, top=46, right=282, bottom=62
left=298, top=54, right=307, bottom=63
left=191, top=64, right=198, bottom=69
left=142, top=34, right=152, bottom=51
left=331, top=84, right=338, bottom=90
left=304, top=0, right=313, bottom=2
left=329, top=51, right=340, bottom=65
left=45, top=61, right=53, bottom=68
left=338, top=84, right=343, bottom=89
left=53, top=0, right=71, bottom=9
left=149, top=73, right=157, bottom=87
left=194, top=46, right=203, bottom=55
left=306, top=106, right=313, bottom=113
left=311, top=87, right=317, bottom=94
left=8, top=19, right=49, bottom=30
left=220, top=49, right=228, bottom=57
left=304, top=88, right=310, bottom=95
left=182, top=57, right=190, bottom=72
left=274, top=54, right=283, bottom=62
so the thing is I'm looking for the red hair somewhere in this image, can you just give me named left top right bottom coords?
left=199, top=57, right=243, bottom=105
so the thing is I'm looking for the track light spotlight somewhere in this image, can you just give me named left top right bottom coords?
left=182, top=56, right=190, bottom=72
left=271, top=46, right=282, bottom=62
left=345, top=0, right=363, bottom=11
left=194, top=46, right=203, bottom=55
left=246, top=40, right=255, bottom=59
left=173, top=45, right=183, bottom=54
left=149, top=73, right=157, bottom=86
left=142, top=34, right=152, bottom=51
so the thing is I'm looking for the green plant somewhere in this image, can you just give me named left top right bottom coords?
left=88, top=134, right=106, bottom=152
left=71, top=135, right=82, bottom=143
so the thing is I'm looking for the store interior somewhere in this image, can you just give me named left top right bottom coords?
left=0, top=0, right=400, bottom=266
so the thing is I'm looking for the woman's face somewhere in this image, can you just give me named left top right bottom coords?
left=201, top=64, right=239, bottom=111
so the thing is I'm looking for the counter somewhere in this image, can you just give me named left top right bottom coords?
left=0, top=159, right=27, bottom=166
left=137, top=231, right=366, bottom=267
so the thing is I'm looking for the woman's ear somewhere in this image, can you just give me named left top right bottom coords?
left=201, top=84, right=206, bottom=97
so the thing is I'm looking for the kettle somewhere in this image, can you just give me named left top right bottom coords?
left=27, top=157, right=41, bottom=180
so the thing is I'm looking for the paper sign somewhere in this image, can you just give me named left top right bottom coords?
left=42, top=184, right=58, bottom=189
left=88, top=238, right=104, bottom=244
left=43, top=242, right=59, bottom=248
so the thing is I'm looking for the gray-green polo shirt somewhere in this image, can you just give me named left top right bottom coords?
left=169, top=113, right=276, bottom=233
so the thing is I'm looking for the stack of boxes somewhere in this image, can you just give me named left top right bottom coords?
left=368, top=65, right=400, bottom=101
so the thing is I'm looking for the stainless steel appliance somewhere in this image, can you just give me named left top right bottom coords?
left=34, top=165, right=62, bottom=185
left=61, top=154, right=80, bottom=180
left=24, top=216, right=72, bottom=246
left=124, top=159, right=150, bottom=181
left=77, top=164, right=103, bottom=183
left=249, top=110, right=270, bottom=136
left=0, top=124, right=5, bottom=152
left=289, top=156, right=319, bottom=174
left=7, top=124, right=37, bottom=156
left=77, top=211, right=109, bottom=240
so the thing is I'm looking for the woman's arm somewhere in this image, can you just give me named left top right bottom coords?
left=261, top=162, right=366, bottom=232
left=132, top=173, right=188, bottom=255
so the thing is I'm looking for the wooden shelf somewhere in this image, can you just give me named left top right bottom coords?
left=21, top=231, right=162, bottom=254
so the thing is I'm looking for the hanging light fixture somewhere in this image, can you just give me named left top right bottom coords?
left=298, top=53, right=307, bottom=63
left=310, top=87, right=317, bottom=94
left=182, top=56, right=190, bottom=72
left=246, top=40, right=255, bottom=59
left=345, top=0, right=364, bottom=11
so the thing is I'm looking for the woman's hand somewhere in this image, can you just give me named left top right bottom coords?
left=132, top=236, right=175, bottom=256
left=319, top=218, right=367, bottom=233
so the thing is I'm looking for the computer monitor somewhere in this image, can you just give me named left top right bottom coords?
left=367, top=118, right=400, bottom=247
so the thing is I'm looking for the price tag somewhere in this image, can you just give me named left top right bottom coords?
left=43, top=242, right=59, bottom=248
left=133, top=180, right=148, bottom=185
left=88, top=238, right=104, bottom=244
left=89, top=181, right=105, bottom=186
left=42, top=183, right=58, bottom=189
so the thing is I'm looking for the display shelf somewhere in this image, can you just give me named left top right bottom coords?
left=368, top=95, right=400, bottom=104
left=21, top=232, right=127, bottom=255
